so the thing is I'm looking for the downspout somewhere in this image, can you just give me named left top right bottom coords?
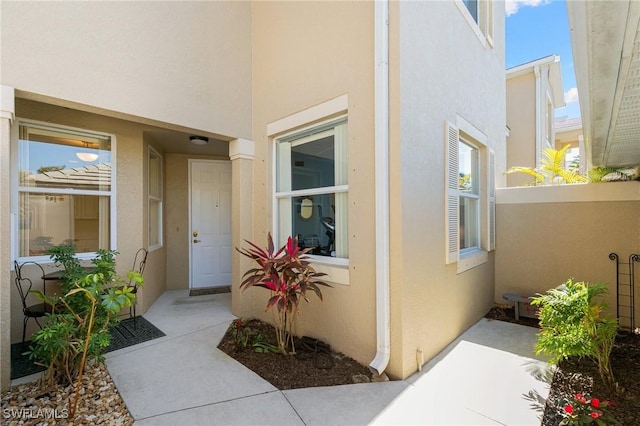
left=534, top=65, right=542, bottom=168
left=369, top=0, right=391, bottom=376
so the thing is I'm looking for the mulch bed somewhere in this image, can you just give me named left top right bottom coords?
left=217, top=318, right=373, bottom=390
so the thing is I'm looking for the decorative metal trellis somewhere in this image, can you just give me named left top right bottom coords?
left=609, top=253, right=640, bottom=331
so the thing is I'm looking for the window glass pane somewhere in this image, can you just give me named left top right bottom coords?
left=149, top=199, right=161, bottom=247
left=149, top=150, right=161, bottom=198
left=459, top=196, right=478, bottom=250
left=463, top=0, right=478, bottom=22
left=459, top=140, right=478, bottom=194
left=284, top=193, right=342, bottom=257
left=19, top=124, right=111, bottom=191
left=19, top=193, right=110, bottom=257
left=291, top=133, right=335, bottom=191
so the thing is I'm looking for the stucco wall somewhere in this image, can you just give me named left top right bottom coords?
left=391, top=1, right=506, bottom=378
left=0, top=1, right=251, bottom=140
left=10, top=99, right=165, bottom=343
left=249, top=1, right=377, bottom=370
left=506, top=72, right=537, bottom=187
left=495, top=182, right=640, bottom=325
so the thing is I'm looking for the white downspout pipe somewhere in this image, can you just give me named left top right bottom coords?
left=369, top=0, right=391, bottom=376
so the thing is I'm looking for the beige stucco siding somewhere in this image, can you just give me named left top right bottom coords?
left=391, top=1, right=506, bottom=378
left=0, top=1, right=251, bottom=140
left=495, top=183, right=640, bottom=325
left=248, top=1, right=377, bottom=369
left=9, top=99, right=166, bottom=343
left=506, top=73, right=537, bottom=187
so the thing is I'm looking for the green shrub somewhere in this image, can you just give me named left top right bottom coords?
left=531, top=279, right=618, bottom=389
left=29, top=246, right=141, bottom=387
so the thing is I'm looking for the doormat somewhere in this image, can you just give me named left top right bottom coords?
left=105, top=316, right=166, bottom=353
left=189, top=286, right=231, bottom=296
left=11, top=316, right=165, bottom=380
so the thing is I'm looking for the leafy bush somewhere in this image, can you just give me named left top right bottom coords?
left=237, top=234, right=331, bottom=354
left=29, top=246, right=141, bottom=387
left=531, top=279, right=618, bottom=389
left=506, top=145, right=587, bottom=185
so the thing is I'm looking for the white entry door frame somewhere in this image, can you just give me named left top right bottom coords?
left=188, top=159, right=232, bottom=289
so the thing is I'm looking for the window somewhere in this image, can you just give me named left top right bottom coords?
left=445, top=119, right=495, bottom=271
left=275, top=118, right=348, bottom=259
left=148, top=146, right=163, bottom=250
left=462, top=0, right=478, bottom=22
left=459, top=139, right=480, bottom=252
left=15, top=121, right=114, bottom=259
left=456, top=0, right=494, bottom=47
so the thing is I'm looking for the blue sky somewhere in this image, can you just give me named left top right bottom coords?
left=506, top=0, right=581, bottom=119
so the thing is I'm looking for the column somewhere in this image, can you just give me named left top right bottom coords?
left=0, top=86, right=15, bottom=391
left=229, top=138, right=254, bottom=316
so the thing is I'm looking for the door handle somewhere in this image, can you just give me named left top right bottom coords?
left=193, top=239, right=201, bottom=243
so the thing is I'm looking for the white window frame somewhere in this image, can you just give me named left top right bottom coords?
left=273, top=117, right=348, bottom=259
left=445, top=117, right=495, bottom=273
left=459, top=138, right=481, bottom=256
left=267, top=95, right=350, bottom=285
left=148, top=145, right=163, bottom=251
left=455, top=0, right=495, bottom=48
left=11, top=119, right=117, bottom=263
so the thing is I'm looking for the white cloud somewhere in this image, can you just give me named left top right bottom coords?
left=505, top=0, right=550, bottom=17
left=564, top=87, right=579, bottom=104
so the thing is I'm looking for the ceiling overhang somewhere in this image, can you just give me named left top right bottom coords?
left=567, top=0, right=640, bottom=168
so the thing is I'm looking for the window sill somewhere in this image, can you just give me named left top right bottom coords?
left=308, top=255, right=349, bottom=286
left=457, top=249, right=488, bottom=274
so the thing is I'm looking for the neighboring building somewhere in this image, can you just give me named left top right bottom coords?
left=495, top=1, right=640, bottom=336
left=506, top=55, right=565, bottom=186
left=0, top=0, right=506, bottom=389
left=554, top=116, right=584, bottom=173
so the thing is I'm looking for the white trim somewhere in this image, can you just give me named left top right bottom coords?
left=309, top=257, right=349, bottom=286
left=271, top=112, right=350, bottom=265
left=275, top=185, right=349, bottom=199
left=457, top=249, right=488, bottom=273
left=456, top=115, right=487, bottom=145
left=229, top=138, right=255, bottom=161
left=267, top=95, right=348, bottom=137
left=496, top=181, right=640, bottom=204
left=506, top=55, right=559, bottom=78
left=454, top=0, right=489, bottom=48
left=534, top=65, right=543, bottom=167
left=0, top=85, right=15, bottom=122
left=148, top=145, right=163, bottom=252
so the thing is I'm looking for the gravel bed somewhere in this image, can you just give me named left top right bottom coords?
left=1, top=362, right=132, bottom=425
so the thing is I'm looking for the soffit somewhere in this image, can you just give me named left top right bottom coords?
left=569, top=0, right=640, bottom=168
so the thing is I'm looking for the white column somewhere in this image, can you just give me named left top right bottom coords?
left=229, top=138, right=254, bottom=316
left=0, top=85, right=15, bottom=391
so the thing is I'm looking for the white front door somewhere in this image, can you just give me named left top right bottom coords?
left=189, top=160, right=232, bottom=288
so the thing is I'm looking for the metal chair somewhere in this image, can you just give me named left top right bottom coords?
left=14, top=261, right=50, bottom=343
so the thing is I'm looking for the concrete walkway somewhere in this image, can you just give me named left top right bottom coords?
left=105, top=291, right=553, bottom=425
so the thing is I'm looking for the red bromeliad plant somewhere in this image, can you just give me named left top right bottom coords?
left=237, top=233, right=331, bottom=354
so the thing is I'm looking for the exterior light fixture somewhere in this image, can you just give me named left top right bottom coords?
left=189, top=135, right=209, bottom=145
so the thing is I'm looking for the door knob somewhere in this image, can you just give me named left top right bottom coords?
left=193, top=239, right=201, bottom=243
